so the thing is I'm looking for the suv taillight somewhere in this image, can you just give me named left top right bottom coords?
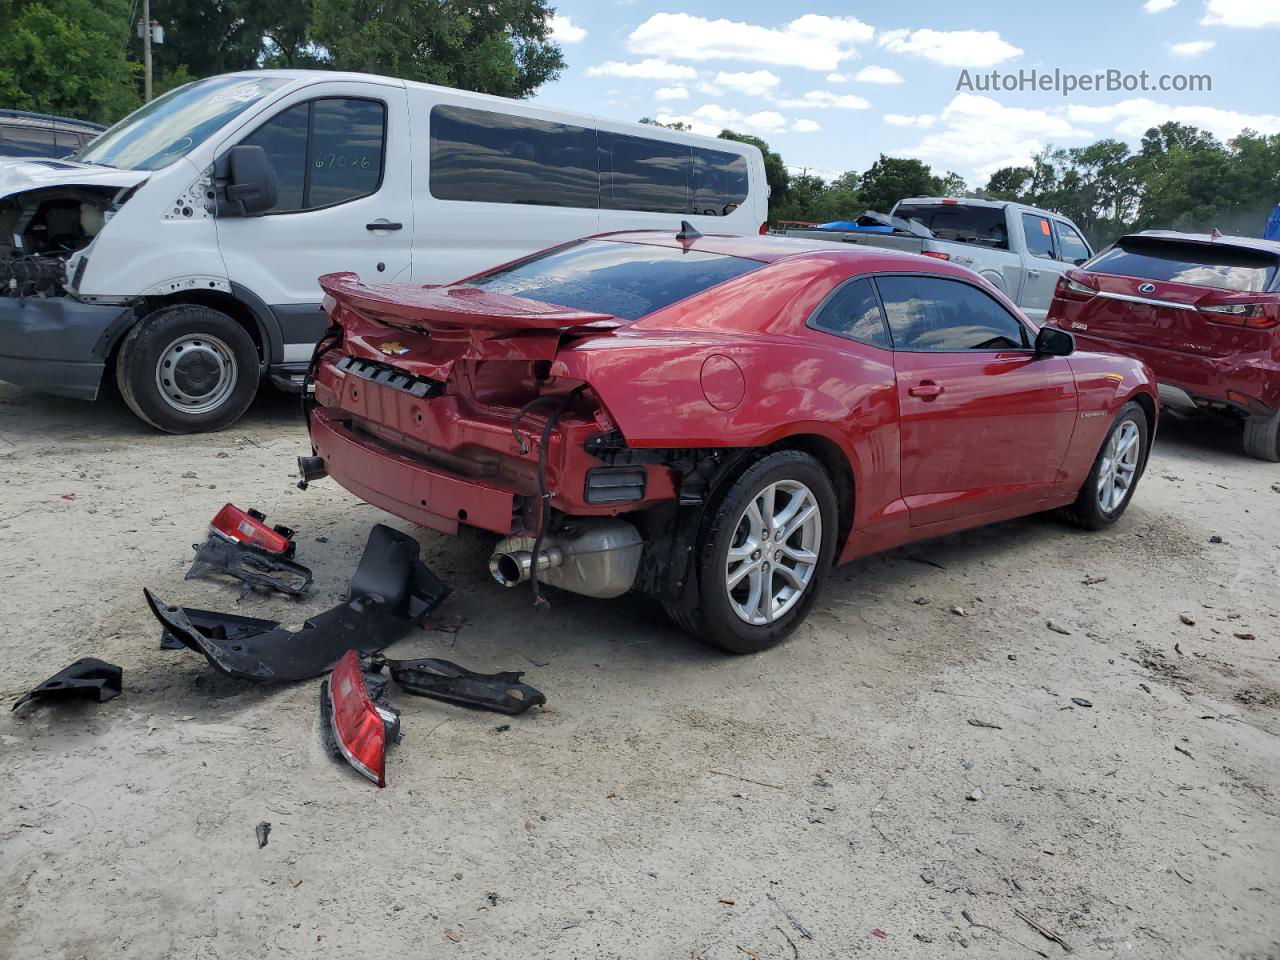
left=920, top=251, right=950, bottom=261
left=1055, top=272, right=1096, bottom=301
left=1198, top=302, right=1280, bottom=329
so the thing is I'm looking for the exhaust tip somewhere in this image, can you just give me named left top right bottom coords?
left=489, top=553, right=526, bottom=587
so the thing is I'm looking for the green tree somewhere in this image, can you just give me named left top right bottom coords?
left=858, top=155, right=943, bottom=212
left=0, top=0, right=140, bottom=124
left=309, top=0, right=563, bottom=99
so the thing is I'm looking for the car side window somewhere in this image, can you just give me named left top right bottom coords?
left=1054, top=221, right=1091, bottom=265
left=808, top=277, right=892, bottom=348
left=239, top=98, right=386, bottom=214
left=1, top=124, right=56, bottom=157
left=875, top=275, right=1030, bottom=352
left=1021, top=213, right=1056, bottom=260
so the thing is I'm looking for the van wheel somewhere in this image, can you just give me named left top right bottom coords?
left=116, top=305, right=260, bottom=433
left=1243, top=411, right=1280, bottom=462
left=1063, top=401, right=1149, bottom=530
left=667, top=450, right=838, bottom=654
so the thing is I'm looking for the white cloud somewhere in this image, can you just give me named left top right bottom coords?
left=628, top=12, right=874, bottom=71
left=776, top=90, right=872, bottom=110
left=826, top=72, right=850, bottom=83
left=549, top=14, right=586, bottom=44
left=1145, top=0, right=1177, bottom=11
left=854, top=65, right=905, bottom=85
left=1066, top=98, right=1280, bottom=139
left=713, top=70, right=782, bottom=96
left=1170, top=39, right=1217, bottom=55
left=654, top=86, right=690, bottom=102
left=1201, top=0, right=1280, bottom=26
left=585, top=59, right=697, bottom=81
left=655, top=104, right=789, bottom=137
left=878, top=28, right=1023, bottom=67
left=792, top=119, right=822, bottom=133
left=899, top=94, right=1093, bottom=178
left=885, top=113, right=936, bottom=128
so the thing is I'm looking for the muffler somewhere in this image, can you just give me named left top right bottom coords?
left=489, top=519, right=643, bottom=599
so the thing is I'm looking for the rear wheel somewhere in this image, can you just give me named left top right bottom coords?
left=1243, top=410, right=1280, bottom=462
left=1063, top=401, right=1149, bottom=530
left=116, top=305, right=260, bottom=433
left=667, top=450, right=838, bottom=654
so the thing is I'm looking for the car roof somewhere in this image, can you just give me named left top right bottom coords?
left=0, top=109, right=104, bottom=131
left=592, top=230, right=943, bottom=270
left=1119, top=230, right=1280, bottom=257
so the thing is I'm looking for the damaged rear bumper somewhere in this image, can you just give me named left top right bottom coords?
left=0, top=296, right=132, bottom=399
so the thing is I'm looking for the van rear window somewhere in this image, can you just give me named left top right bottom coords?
left=894, top=204, right=1010, bottom=250
left=1087, top=239, right=1279, bottom=293
left=467, top=239, right=760, bottom=320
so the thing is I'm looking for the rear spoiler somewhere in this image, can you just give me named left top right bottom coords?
left=318, top=272, right=621, bottom=337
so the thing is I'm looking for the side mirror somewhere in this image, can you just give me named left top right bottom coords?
left=1035, top=325, right=1075, bottom=357
left=219, top=144, right=277, bottom=217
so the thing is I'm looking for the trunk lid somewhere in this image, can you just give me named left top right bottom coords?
left=319, top=271, right=621, bottom=383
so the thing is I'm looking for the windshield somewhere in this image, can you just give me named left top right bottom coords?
left=467, top=239, right=762, bottom=320
left=74, top=75, right=291, bottom=171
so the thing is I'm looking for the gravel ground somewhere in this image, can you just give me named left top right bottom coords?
left=1, top=382, right=1278, bottom=960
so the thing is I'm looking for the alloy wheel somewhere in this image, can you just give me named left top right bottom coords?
left=724, top=480, right=823, bottom=625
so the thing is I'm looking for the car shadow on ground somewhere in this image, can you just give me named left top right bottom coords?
left=0, top=381, right=304, bottom=443
left=1152, top=408, right=1255, bottom=464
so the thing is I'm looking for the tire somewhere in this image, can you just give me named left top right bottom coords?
left=115, top=305, right=260, bottom=433
left=1242, top=410, right=1280, bottom=462
left=1063, top=401, right=1149, bottom=530
left=668, top=449, right=839, bottom=654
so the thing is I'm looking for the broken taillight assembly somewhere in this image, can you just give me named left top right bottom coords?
left=209, top=503, right=295, bottom=556
left=323, top=650, right=401, bottom=787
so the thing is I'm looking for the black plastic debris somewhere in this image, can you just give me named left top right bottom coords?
left=146, top=524, right=450, bottom=682
left=159, top=605, right=277, bottom=651
left=256, top=821, right=271, bottom=848
left=12, top=658, right=122, bottom=712
left=372, top=656, right=546, bottom=715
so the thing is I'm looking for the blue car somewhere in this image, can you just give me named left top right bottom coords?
left=1266, top=204, right=1280, bottom=242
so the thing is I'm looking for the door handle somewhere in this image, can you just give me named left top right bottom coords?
left=366, top=221, right=403, bottom=231
left=908, top=381, right=945, bottom=401
left=1026, top=269, right=1042, bottom=278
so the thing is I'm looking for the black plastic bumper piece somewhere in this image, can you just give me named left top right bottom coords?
left=372, top=656, right=546, bottom=715
left=186, top=534, right=314, bottom=597
left=145, top=524, right=450, bottom=681
left=12, top=657, right=123, bottom=711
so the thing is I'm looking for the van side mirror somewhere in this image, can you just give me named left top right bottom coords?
left=218, top=145, right=277, bottom=217
left=1035, top=325, right=1075, bottom=357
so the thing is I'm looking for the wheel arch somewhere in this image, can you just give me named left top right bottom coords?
left=766, top=433, right=855, bottom=557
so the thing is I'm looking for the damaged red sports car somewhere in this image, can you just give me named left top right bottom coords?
left=304, top=230, right=1158, bottom=652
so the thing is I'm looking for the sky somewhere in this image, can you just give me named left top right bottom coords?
left=532, top=0, right=1280, bottom=187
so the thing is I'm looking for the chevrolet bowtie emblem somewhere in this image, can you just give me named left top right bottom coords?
left=377, top=341, right=410, bottom=356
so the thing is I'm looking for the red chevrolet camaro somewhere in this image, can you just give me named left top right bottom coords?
left=304, top=230, right=1158, bottom=652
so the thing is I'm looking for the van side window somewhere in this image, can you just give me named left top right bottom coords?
left=240, top=98, right=386, bottom=214
left=1022, top=213, right=1056, bottom=260
left=429, top=104, right=597, bottom=208
left=602, top=134, right=691, bottom=214
left=693, top=147, right=748, bottom=215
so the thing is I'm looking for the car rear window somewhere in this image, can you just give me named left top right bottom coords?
left=894, top=203, right=1010, bottom=250
left=1087, top=239, right=1280, bottom=293
left=466, top=239, right=761, bottom=320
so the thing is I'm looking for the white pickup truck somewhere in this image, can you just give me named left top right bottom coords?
left=784, top=197, right=1095, bottom=321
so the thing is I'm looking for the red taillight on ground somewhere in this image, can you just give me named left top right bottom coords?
left=920, top=251, right=950, bottom=261
left=326, top=650, right=397, bottom=787
left=209, top=504, right=294, bottom=555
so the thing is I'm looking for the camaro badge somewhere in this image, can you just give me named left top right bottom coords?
left=378, top=341, right=410, bottom=356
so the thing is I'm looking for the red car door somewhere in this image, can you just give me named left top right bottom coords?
left=876, top=274, right=1078, bottom=527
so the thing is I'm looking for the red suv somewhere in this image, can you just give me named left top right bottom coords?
left=1046, top=231, right=1280, bottom=460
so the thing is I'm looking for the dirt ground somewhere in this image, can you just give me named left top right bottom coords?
left=0, top=381, right=1277, bottom=960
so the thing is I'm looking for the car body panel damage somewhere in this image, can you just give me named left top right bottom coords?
left=145, top=524, right=449, bottom=681
left=12, top=658, right=123, bottom=711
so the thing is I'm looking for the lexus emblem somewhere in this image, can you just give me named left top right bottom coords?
left=1138, top=283, right=1156, bottom=295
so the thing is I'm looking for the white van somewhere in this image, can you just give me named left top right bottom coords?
left=0, top=70, right=768, bottom=432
